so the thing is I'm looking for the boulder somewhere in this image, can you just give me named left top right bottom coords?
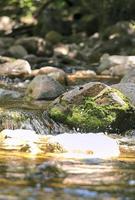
left=48, top=82, right=135, bottom=133
left=112, top=83, right=135, bottom=105
left=0, top=59, right=31, bottom=76
left=26, top=75, right=65, bottom=100
left=98, top=54, right=135, bottom=76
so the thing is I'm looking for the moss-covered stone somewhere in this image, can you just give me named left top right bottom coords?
left=49, top=85, right=135, bottom=133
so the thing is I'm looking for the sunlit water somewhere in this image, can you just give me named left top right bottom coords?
left=0, top=129, right=134, bottom=200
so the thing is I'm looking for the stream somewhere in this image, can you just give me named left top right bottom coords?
left=0, top=96, right=135, bottom=200
left=0, top=136, right=135, bottom=200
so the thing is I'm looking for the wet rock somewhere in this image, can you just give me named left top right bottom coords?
left=0, top=108, right=44, bottom=133
left=27, top=161, right=66, bottom=183
left=112, top=83, right=135, bottom=105
left=7, top=45, right=28, bottom=58
left=48, top=82, right=135, bottom=133
left=98, top=54, right=135, bottom=76
left=0, top=59, right=31, bottom=76
left=16, top=36, right=48, bottom=55
left=121, top=68, right=135, bottom=83
left=38, top=66, right=67, bottom=85
left=0, top=88, right=22, bottom=100
left=26, top=75, right=65, bottom=100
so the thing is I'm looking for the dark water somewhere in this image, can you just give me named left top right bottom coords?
left=0, top=136, right=134, bottom=200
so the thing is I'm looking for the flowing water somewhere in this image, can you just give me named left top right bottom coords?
left=0, top=99, right=135, bottom=200
left=0, top=130, right=134, bottom=200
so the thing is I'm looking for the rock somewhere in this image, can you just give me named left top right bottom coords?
left=31, top=69, right=40, bottom=77
left=54, top=44, right=69, bottom=55
left=7, top=45, right=28, bottom=58
left=45, top=31, right=63, bottom=44
left=0, top=108, right=47, bottom=134
left=0, top=88, right=22, bottom=100
left=26, top=75, right=65, bottom=100
left=111, top=83, right=135, bottom=105
left=23, top=54, right=39, bottom=65
left=0, top=56, right=14, bottom=64
left=16, top=37, right=48, bottom=55
left=0, top=16, right=15, bottom=33
left=98, top=54, right=135, bottom=76
left=0, top=59, right=31, bottom=76
left=72, top=70, right=96, bottom=77
left=38, top=66, right=67, bottom=84
left=0, top=37, right=15, bottom=48
left=121, top=68, right=135, bottom=83
left=48, top=82, right=135, bottom=133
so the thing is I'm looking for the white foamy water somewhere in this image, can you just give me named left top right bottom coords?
left=0, top=129, right=120, bottom=158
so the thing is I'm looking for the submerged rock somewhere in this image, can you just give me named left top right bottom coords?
left=48, top=82, right=135, bottom=133
left=26, top=75, right=65, bottom=100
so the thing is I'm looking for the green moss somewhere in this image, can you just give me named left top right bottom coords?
left=65, top=98, right=117, bottom=132
left=49, top=88, right=135, bottom=133
left=50, top=106, right=66, bottom=122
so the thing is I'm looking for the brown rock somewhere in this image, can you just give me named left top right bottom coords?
left=38, top=66, right=67, bottom=84
left=0, top=59, right=31, bottom=76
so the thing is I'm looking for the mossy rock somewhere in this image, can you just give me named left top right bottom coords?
left=0, top=107, right=66, bottom=134
left=48, top=82, right=135, bottom=133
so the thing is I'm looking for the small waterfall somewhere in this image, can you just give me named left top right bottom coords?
left=0, top=100, right=69, bottom=135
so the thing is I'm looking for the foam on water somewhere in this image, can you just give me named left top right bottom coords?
left=0, top=129, right=120, bottom=158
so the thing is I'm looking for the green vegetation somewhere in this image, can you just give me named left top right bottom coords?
left=49, top=88, right=135, bottom=133
left=1, top=0, right=135, bottom=33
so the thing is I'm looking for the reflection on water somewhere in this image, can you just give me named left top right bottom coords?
left=0, top=131, right=134, bottom=199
